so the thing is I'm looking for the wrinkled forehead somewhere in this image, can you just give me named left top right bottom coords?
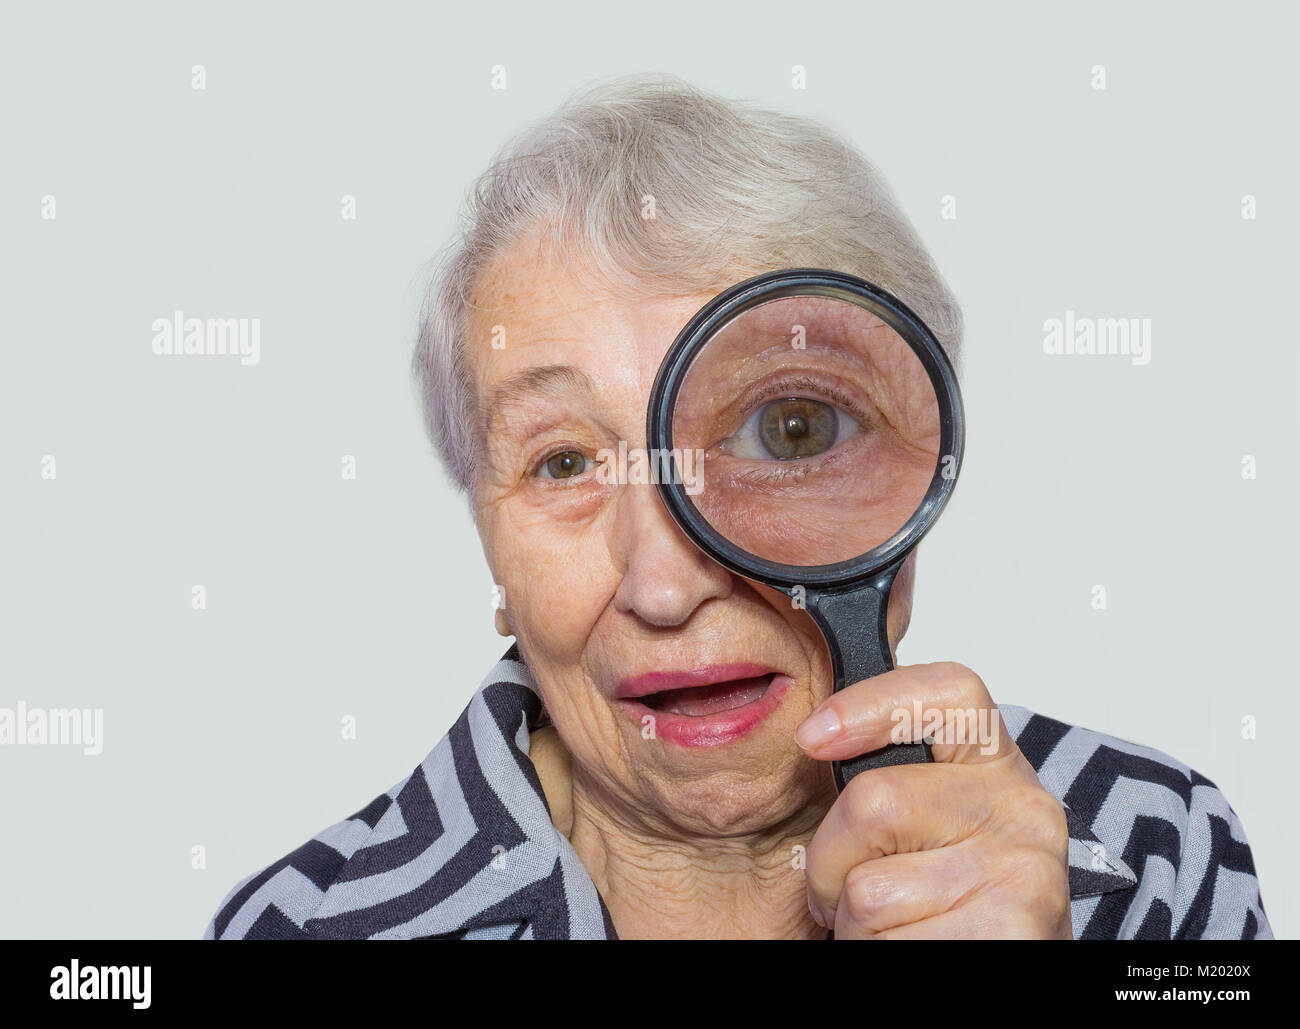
left=465, top=249, right=720, bottom=434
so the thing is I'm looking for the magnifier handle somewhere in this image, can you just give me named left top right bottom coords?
left=806, top=584, right=933, bottom=794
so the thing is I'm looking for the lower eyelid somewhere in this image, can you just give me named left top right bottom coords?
left=724, top=418, right=871, bottom=477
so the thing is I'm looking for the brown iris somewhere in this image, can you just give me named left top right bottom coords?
left=757, top=398, right=838, bottom=459
left=544, top=451, right=586, bottom=478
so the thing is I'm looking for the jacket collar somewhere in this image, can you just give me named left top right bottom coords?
left=1061, top=803, right=1139, bottom=898
left=304, top=644, right=614, bottom=939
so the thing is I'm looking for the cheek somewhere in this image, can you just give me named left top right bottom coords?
left=749, top=582, right=835, bottom=691
left=886, top=553, right=917, bottom=646
left=486, top=501, right=615, bottom=662
left=752, top=568, right=913, bottom=694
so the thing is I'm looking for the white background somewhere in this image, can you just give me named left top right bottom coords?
left=2, top=0, right=1295, bottom=938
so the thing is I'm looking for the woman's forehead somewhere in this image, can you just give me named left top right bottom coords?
left=467, top=250, right=715, bottom=403
left=473, top=306, right=711, bottom=447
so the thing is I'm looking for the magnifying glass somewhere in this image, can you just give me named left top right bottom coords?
left=647, top=269, right=964, bottom=792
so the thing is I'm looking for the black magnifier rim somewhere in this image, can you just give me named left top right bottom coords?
left=647, top=268, right=965, bottom=591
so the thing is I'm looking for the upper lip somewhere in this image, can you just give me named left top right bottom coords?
left=615, top=663, right=778, bottom=700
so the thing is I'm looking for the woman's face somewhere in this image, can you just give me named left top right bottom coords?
left=467, top=227, right=917, bottom=838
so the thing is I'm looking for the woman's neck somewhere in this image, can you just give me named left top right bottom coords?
left=572, top=809, right=828, bottom=939
left=529, top=730, right=831, bottom=939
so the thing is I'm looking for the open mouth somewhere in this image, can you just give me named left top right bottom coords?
left=636, top=673, right=776, bottom=717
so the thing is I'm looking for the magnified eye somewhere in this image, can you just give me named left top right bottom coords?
left=725, top=397, right=861, bottom=460
left=538, top=450, right=588, bottom=479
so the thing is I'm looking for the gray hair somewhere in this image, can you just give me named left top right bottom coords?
left=412, top=72, right=963, bottom=500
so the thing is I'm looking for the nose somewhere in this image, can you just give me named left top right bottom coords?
left=610, top=479, right=732, bottom=628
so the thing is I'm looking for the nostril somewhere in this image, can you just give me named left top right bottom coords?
left=617, top=579, right=692, bottom=628
left=611, top=497, right=733, bottom=626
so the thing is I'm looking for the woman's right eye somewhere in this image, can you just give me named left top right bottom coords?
left=537, top=450, right=588, bottom=479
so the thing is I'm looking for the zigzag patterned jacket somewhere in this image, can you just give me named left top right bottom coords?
left=206, top=645, right=1272, bottom=940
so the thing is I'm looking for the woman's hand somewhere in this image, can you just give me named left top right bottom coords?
left=796, top=662, right=1073, bottom=939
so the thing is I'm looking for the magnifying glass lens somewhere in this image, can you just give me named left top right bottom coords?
left=671, top=295, right=943, bottom=567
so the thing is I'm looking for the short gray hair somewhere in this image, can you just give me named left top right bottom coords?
left=412, top=72, right=963, bottom=499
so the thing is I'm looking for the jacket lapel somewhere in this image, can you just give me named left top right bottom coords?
left=303, top=645, right=614, bottom=939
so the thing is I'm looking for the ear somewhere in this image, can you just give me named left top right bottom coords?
left=494, top=607, right=513, bottom=637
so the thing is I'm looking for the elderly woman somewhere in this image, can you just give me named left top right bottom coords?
left=206, top=75, right=1270, bottom=940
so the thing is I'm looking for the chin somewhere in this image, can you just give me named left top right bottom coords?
left=643, top=754, right=827, bottom=839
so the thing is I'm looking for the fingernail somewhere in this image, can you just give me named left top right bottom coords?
left=796, top=707, right=841, bottom=750
left=808, top=895, right=829, bottom=929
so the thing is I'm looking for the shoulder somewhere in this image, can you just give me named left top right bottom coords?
left=204, top=783, right=405, bottom=940
left=999, top=703, right=1272, bottom=940
left=203, top=649, right=592, bottom=941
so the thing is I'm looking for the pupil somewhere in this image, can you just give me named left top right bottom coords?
left=758, top=398, right=837, bottom=459
left=547, top=452, right=585, bottom=477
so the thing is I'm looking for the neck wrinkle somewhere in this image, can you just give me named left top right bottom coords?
left=563, top=761, right=835, bottom=939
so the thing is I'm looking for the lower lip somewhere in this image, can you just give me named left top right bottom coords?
left=618, top=674, right=793, bottom=747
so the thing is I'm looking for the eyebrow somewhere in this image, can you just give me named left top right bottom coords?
left=481, top=364, right=595, bottom=437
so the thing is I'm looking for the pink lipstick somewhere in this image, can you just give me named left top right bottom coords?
left=615, top=663, right=793, bottom=746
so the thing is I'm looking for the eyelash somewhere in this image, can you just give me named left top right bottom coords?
left=734, top=375, right=875, bottom=431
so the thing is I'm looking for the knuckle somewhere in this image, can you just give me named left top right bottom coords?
left=1024, top=847, right=1068, bottom=899
left=930, top=661, right=988, bottom=704
left=842, top=768, right=903, bottom=832
left=1023, top=789, right=1070, bottom=853
left=1003, top=847, right=1066, bottom=904
left=841, top=864, right=891, bottom=924
left=929, top=660, right=973, bottom=684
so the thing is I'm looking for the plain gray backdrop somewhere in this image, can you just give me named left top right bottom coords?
left=3, top=0, right=1296, bottom=939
